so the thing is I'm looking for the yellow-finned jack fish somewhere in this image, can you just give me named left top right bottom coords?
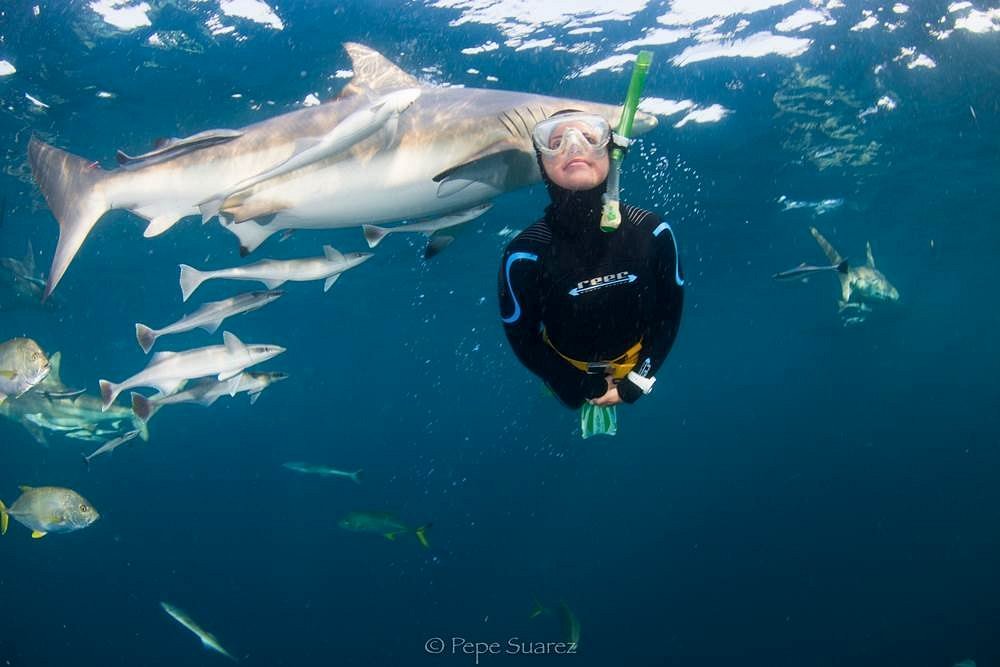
left=160, top=601, right=238, bottom=662
left=0, top=485, right=99, bottom=538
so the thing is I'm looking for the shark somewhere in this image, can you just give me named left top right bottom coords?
left=0, top=241, right=50, bottom=309
left=810, top=226, right=899, bottom=323
left=0, top=351, right=148, bottom=445
left=28, top=42, right=657, bottom=299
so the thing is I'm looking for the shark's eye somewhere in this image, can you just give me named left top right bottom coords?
left=79, top=504, right=89, bottom=513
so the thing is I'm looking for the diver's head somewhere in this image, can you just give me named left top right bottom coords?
left=532, top=111, right=610, bottom=193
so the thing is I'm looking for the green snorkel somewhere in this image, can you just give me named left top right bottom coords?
left=579, top=51, right=654, bottom=439
left=600, top=50, right=653, bottom=233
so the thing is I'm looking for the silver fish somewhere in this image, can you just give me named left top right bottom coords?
left=160, top=601, right=237, bottom=662
left=283, top=462, right=363, bottom=484
left=135, top=290, right=284, bottom=353
left=772, top=259, right=848, bottom=281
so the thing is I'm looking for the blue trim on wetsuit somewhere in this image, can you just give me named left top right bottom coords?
left=501, top=252, right=539, bottom=324
left=653, top=221, right=684, bottom=287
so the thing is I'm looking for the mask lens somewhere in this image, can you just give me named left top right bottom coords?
left=533, top=113, right=610, bottom=158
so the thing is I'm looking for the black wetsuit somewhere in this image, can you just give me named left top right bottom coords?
left=498, top=184, right=684, bottom=409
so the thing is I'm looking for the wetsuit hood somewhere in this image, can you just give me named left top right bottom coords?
left=535, top=148, right=608, bottom=242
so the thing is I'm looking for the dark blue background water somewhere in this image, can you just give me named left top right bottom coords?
left=1, top=1, right=998, bottom=665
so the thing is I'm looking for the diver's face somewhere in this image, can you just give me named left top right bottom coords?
left=541, top=141, right=610, bottom=191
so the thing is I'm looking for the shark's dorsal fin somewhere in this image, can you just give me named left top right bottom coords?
left=47, top=351, right=63, bottom=387
left=339, top=43, right=422, bottom=99
left=23, top=240, right=35, bottom=276
left=866, top=242, right=875, bottom=268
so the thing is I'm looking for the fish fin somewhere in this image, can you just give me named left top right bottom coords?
left=433, top=147, right=531, bottom=198
left=249, top=391, right=265, bottom=405
left=46, top=351, right=63, bottom=386
left=179, top=264, right=208, bottom=302
left=866, top=242, right=875, bottom=268
left=18, top=485, right=33, bottom=492
left=529, top=595, right=548, bottom=619
left=0, top=499, right=7, bottom=535
left=222, top=331, right=246, bottom=355
left=31, top=530, right=46, bottom=539
left=131, top=393, right=156, bottom=423
left=836, top=259, right=849, bottom=274
left=362, top=224, right=389, bottom=248
left=323, top=274, right=340, bottom=292
left=350, top=469, right=363, bottom=484
left=27, top=136, right=111, bottom=300
left=323, top=245, right=345, bottom=262
left=342, top=42, right=422, bottom=94
left=142, top=212, right=186, bottom=238
left=219, top=218, right=279, bottom=256
left=809, top=226, right=843, bottom=265
left=199, top=197, right=224, bottom=224
left=23, top=240, right=36, bottom=276
left=22, top=422, right=49, bottom=446
left=383, top=532, right=397, bottom=541
left=153, top=378, right=186, bottom=396
left=99, top=379, right=121, bottom=410
left=135, top=323, right=158, bottom=354
left=198, top=319, right=223, bottom=335
left=415, top=523, right=431, bottom=549
left=259, top=278, right=285, bottom=290
left=0, top=393, right=6, bottom=405
left=150, top=351, right=178, bottom=363
left=424, top=235, right=454, bottom=259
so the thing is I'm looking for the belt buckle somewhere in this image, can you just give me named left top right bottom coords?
left=585, top=361, right=610, bottom=375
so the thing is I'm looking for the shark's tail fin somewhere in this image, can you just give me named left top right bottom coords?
left=363, top=224, right=389, bottom=248
left=178, top=264, right=208, bottom=302
left=414, top=523, right=431, bottom=549
left=835, top=259, right=849, bottom=274
left=810, top=226, right=843, bottom=264
left=99, top=379, right=121, bottom=411
left=135, top=323, right=158, bottom=354
left=350, top=469, right=364, bottom=485
left=131, top=392, right=159, bottom=424
left=220, top=219, right=277, bottom=257
left=28, top=136, right=112, bottom=301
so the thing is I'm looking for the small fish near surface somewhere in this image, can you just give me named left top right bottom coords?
left=810, top=226, right=899, bottom=324
left=135, top=289, right=284, bottom=353
left=0, top=337, right=51, bottom=404
left=338, top=511, right=430, bottom=548
left=178, top=247, right=371, bottom=302
left=283, top=461, right=363, bottom=484
left=0, top=240, right=52, bottom=310
left=160, top=601, right=238, bottom=662
left=0, top=485, right=99, bottom=539
left=99, top=331, right=285, bottom=410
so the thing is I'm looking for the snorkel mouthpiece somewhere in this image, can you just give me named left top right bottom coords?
left=601, top=50, right=653, bottom=233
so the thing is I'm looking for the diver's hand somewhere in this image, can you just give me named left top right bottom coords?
left=589, top=376, right=622, bottom=407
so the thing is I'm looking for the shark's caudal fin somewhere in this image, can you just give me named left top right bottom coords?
left=131, top=392, right=159, bottom=423
left=99, top=379, right=121, bottom=411
left=836, top=259, right=849, bottom=274
left=350, top=469, right=364, bottom=485
left=28, top=137, right=112, bottom=300
left=220, top=219, right=278, bottom=256
left=179, top=264, right=208, bottom=302
left=135, top=323, right=158, bottom=354
left=362, top=224, right=389, bottom=248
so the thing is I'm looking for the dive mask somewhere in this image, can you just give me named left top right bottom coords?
left=532, top=113, right=611, bottom=159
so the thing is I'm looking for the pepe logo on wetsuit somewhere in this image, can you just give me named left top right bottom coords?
left=498, top=109, right=684, bottom=413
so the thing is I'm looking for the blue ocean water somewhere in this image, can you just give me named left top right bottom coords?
left=1, top=1, right=999, bottom=665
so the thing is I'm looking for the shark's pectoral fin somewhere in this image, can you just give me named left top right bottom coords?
left=839, top=275, right=851, bottom=303
left=433, top=146, right=531, bottom=199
